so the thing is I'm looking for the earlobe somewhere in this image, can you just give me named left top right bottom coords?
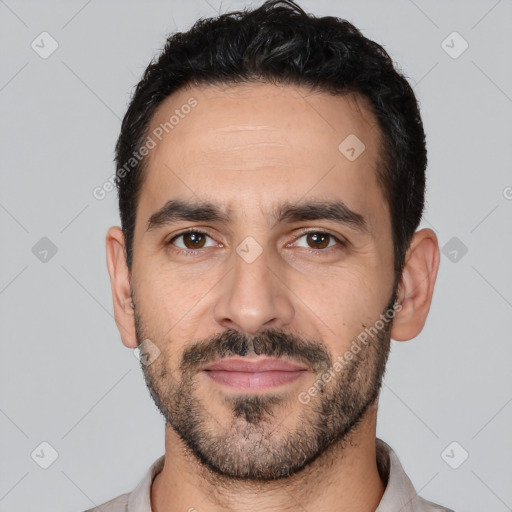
left=105, top=226, right=139, bottom=349
left=390, top=228, right=440, bottom=342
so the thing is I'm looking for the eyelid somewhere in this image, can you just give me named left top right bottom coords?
left=167, top=228, right=220, bottom=247
left=287, top=228, right=347, bottom=249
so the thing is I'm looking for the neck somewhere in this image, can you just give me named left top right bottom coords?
left=151, top=402, right=385, bottom=512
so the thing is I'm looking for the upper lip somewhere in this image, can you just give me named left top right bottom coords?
left=202, top=357, right=308, bottom=372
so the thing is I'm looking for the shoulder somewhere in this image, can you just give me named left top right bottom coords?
left=376, top=438, right=455, bottom=512
left=82, top=492, right=130, bottom=512
left=416, top=494, right=455, bottom=512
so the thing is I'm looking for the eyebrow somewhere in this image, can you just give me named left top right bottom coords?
left=146, top=198, right=370, bottom=235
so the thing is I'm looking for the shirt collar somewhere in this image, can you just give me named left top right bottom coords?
left=375, top=438, right=423, bottom=512
left=127, top=454, right=164, bottom=512
left=127, top=438, right=440, bottom=512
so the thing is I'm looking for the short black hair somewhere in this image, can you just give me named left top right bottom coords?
left=114, top=0, right=427, bottom=284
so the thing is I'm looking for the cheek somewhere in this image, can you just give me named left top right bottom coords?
left=135, top=263, right=215, bottom=333
left=294, top=266, right=388, bottom=341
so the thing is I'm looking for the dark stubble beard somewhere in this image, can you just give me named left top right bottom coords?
left=136, top=287, right=398, bottom=482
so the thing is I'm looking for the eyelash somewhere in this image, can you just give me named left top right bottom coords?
left=166, top=228, right=346, bottom=257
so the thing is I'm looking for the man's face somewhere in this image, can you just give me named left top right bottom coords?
left=130, top=83, right=397, bottom=480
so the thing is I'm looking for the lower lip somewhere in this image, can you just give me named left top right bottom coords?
left=204, top=370, right=306, bottom=390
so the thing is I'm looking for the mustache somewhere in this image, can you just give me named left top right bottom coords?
left=180, top=328, right=332, bottom=374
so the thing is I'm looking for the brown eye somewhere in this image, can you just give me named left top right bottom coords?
left=169, top=230, right=216, bottom=251
left=306, top=232, right=331, bottom=249
left=182, top=232, right=206, bottom=249
left=291, top=231, right=345, bottom=253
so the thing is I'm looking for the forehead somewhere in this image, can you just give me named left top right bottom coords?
left=138, top=82, right=386, bottom=232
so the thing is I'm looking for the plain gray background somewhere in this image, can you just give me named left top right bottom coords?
left=1, top=0, right=511, bottom=511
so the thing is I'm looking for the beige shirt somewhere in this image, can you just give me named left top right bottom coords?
left=84, top=438, right=454, bottom=512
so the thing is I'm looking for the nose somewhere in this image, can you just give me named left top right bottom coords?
left=213, top=245, right=295, bottom=335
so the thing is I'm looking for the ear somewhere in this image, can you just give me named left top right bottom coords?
left=105, top=226, right=138, bottom=348
left=391, top=228, right=440, bottom=342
